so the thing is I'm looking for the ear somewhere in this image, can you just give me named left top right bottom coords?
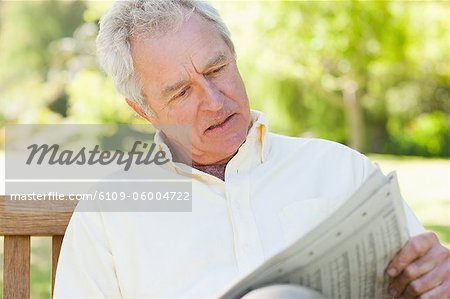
left=126, top=99, right=155, bottom=123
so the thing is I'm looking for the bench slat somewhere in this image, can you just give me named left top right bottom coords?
left=51, top=235, right=64, bottom=299
left=0, top=196, right=76, bottom=235
left=3, top=236, right=31, bottom=299
left=0, top=196, right=76, bottom=298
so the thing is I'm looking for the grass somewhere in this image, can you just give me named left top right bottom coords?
left=368, top=154, right=450, bottom=246
left=0, top=154, right=449, bottom=298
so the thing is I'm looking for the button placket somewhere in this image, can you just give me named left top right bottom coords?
left=226, top=172, right=264, bottom=274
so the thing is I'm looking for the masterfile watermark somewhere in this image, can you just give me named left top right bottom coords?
left=5, top=124, right=193, bottom=212
left=26, top=141, right=170, bottom=171
left=10, top=192, right=92, bottom=201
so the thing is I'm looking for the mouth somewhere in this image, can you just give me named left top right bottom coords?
left=206, top=113, right=236, bottom=132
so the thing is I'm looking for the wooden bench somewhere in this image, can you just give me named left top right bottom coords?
left=0, top=196, right=77, bottom=299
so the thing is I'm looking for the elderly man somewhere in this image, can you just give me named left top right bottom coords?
left=54, top=1, right=449, bottom=298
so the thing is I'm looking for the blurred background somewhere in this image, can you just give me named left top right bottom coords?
left=0, top=1, right=448, bottom=298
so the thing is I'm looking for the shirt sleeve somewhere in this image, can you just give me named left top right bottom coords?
left=53, top=207, right=122, bottom=299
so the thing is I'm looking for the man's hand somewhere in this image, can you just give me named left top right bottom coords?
left=387, top=232, right=450, bottom=299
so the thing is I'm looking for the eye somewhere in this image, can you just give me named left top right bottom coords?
left=173, top=86, right=190, bottom=100
left=207, top=65, right=226, bottom=76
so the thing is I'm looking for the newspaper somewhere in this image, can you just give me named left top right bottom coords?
left=219, top=169, right=410, bottom=299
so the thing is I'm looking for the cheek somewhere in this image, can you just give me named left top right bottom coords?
left=215, top=79, right=243, bottom=102
left=166, top=105, right=198, bottom=125
left=223, top=70, right=248, bottom=103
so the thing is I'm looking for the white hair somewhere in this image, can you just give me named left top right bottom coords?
left=96, top=0, right=235, bottom=115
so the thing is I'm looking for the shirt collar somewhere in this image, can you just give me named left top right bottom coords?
left=242, top=109, right=269, bottom=163
left=153, top=109, right=269, bottom=177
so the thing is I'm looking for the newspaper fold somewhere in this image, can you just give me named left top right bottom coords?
left=219, top=169, right=410, bottom=299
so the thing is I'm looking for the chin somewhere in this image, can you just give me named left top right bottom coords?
left=195, top=123, right=249, bottom=164
left=211, top=136, right=246, bottom=161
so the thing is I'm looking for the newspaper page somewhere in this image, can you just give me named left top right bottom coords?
left=219, top=169, right=410, bottom=299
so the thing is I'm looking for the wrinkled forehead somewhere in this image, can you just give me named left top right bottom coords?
left=128, top=11, right=232, bottom=99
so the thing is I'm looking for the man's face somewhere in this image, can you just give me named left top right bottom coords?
left=130, top=13, right=251, bottom=165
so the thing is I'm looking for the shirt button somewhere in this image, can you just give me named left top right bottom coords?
left=233, top=201, right=240, bottom=209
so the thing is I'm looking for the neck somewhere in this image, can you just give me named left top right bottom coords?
left=166, top=142, right=233, bottom=181
left=192, top=162, right=228, bottom=181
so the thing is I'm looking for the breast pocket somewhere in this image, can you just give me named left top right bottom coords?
left=279, top=197, right=333, bottom=243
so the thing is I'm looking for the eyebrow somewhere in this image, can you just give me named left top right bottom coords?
left=161, top=52, right=229, bottom=98
left=161, top=79, right=191, bottom=98
left=203, top=52, right=228, bottom=71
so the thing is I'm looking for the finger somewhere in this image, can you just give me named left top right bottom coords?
left=387, top=232, right=437, bottom=278
left=388, top=245, right=450, bottom=297
left=403, top=258, right=450, bottom=298
left=420, top=278, right=450, bottom=299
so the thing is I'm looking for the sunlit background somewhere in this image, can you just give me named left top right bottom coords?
left=0, top=1, right=449, bottom=298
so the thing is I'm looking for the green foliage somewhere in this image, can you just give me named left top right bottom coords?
left=66, top=68, right=137, bottom=124
left=386, top=111, right=450, bottom=156
left=0, top=0, right=87, bottom=125
left=0, top=1, right=449, bottom=156
left=220, top=1, right=449, bottom=156
left=0, top=0, right=86, bottom=79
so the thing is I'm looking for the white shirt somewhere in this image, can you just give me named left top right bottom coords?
left=54, top=110, right=424, bottom=299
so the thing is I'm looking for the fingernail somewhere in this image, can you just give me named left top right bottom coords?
left=387, top=267, right=397, bottom=277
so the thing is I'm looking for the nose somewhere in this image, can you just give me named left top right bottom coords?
left=199, top=78, right=224, bottom=111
